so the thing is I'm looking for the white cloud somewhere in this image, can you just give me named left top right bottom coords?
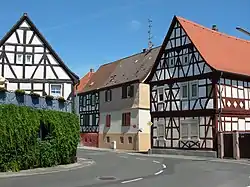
left=129, top=20, right=141, bottom=31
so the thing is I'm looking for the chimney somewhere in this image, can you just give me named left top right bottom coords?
left=90, top=68, right=94, bottom=73
left=212, top=25, right=218, bottom=31
left=142, top=48, right=147, bottom=53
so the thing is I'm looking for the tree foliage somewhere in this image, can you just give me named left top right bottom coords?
left=0, top=104, right=79, bottom=172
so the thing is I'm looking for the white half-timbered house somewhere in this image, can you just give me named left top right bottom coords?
left=146, top=16, right=250, bottom=158
left=0, top=13, right=78, bottom=100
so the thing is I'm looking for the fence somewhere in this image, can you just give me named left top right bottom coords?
left=0, top=91, right=72, bottom=112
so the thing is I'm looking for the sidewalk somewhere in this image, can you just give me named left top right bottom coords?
left=0, top=158, right=94, bottom=178
left=77, top=146, right=250, bottom=166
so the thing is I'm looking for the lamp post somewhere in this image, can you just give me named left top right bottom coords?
left=236, top=27, right=250, bottom=36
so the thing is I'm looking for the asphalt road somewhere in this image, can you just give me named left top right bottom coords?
left=0, top=149, right=250, bottom=187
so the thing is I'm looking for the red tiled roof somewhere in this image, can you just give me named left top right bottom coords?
left=177, top=16, right=250, bottom=76
left=74, top=71, right=94, bottom=94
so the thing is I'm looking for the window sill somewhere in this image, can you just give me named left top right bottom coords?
left=179, top=138, right=200, bottom=141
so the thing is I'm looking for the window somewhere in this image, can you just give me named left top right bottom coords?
left=92, top=114, right=96, bottom=126
left=122, top=112, right=131, bottom=126
left=83, top=96, right=86, bottom=106
left=91, top=94, right=95, bottom=106
left=206, top=84, right=212, bottom=97
left=191, top=82, right=198, bottom=98
left=181, top=84, right=188, bottom=99
left=169, top=57, right=174, bottom=67
left=180, top=119, right=199, bottom=140
left=122, top=85, right=134, bottom=99
left=26, top=54, right=32, bottom=63
left=157, top=120, right=165, bottom=139
left=105, top=114, right=111, bottom=127
left=106, top=136, right=110, bottom=143
left=120, top=136, right=124, bottom=144
left=17, top=54, right=22, bottom=62
left=105, top=90, right=112, bottom=102
left=182, top=54, right=189, bottom=65
left=128, top=137, right=132, bottom=144
left=50, top=84, right=62, bottom=97
left=82, top=115, right=90, bottom=126
left=158, top=87, right=164, bottom=102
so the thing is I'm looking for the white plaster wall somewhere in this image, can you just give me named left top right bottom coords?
left=138, top=109, right=151, bottom=133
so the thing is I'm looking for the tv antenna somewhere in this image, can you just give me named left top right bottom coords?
left=148, top=18, right=154, bottom=50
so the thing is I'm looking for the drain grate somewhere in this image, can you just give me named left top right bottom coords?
left=97, top=176, right=117, bottom=181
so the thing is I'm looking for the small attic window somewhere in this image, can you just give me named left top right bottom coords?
left=135, top=60, right=138, bottom=63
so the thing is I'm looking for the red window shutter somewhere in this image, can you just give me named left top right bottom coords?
left=122, top=113, right=125, bottom=126
left=125, top=113, right=131, bottom=126
left=106, top=115, right=110, bottom=127
left=108, top=115, right=111, bottom=127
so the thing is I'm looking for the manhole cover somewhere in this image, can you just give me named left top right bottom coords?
left=97, top=176, right=117, bottom=181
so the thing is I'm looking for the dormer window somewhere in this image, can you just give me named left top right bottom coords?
left=26, top=54, right=32, bottom=63
left=17, top=54, right=22, bottom=62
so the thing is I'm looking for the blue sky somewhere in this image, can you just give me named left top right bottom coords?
left=0, top=0, right=249, bottom=78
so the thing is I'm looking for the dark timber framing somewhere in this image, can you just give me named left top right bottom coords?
left=0, top=13, right=79, bottom=99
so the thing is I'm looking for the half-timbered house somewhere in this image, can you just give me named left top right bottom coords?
left=0, top=13, right=78, bottom=100
left=78, top=63, right=117, bottom=147
left=146, top=16, right=250, bottom=158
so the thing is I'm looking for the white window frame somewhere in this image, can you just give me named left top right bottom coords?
left=50, top=84, right=62, bottom=97
left=180, top=119, right=199, bottom=140
left=157, top=86, right=164, bottom=103
left=26, top=54, right=32, bottom=63
left=190, top=81, right=198, bottom=99
left=156, top=119, right=166, bottom=140
left=180, top=82, right=188, bottom=100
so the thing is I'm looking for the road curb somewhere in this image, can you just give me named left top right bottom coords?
left=0, top=158, right=95, bottom=178
left=77, top=147, right=250, bottom=166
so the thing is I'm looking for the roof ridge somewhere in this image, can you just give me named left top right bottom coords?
left=100, top=45, right=161, bottom=67
left=176, top=16, right=250, bottom=44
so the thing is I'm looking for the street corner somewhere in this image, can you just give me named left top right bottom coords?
left=0, top=157, right=95, bottom=178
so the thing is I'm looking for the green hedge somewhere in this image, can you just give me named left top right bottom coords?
left=0, top=104, right=80, bottom=172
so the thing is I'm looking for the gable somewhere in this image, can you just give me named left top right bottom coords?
left=0, top=14, right=78, bottom=83
left=148, top=16, right=213, bottom=83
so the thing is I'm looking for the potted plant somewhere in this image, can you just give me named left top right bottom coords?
left=57, top=96, right=65, bottom=103
left=45, top=95, right=54, bottom=101
left=0, top=87, right=7, bottom=93
left=30, top=91, right=40, bottom=98
left=15, top=89, right=25, bottom=96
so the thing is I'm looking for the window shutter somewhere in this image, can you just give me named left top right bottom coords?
left=126, top=113, right=131, bottom=126
left=122, top=86, right=127, bottom=98
left=109, top=90, right=112, bottom=101
left=105, top=91, right=108, bottom=101
left=129, top=85, right=134, bottom=97
left=106, top=115, right=110, bottom=127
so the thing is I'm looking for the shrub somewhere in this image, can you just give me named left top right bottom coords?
left=57, top=97, right=66, bottom=103
left=45, top=95, right=54, bottom=100
left=15, top=89, right=25, bottom=95
left=0, top=87, right=7, bottom=93
left=0, top=104, right=79, bottom=172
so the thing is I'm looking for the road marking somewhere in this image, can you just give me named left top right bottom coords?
left=162, top=164, right=166, bottom=169
left=121, top=177, right=143, bottom=184
left=153, top=160, right=160, bottom=164
left=119, top=156, right=128, bottom=159
left=154, top=170, right=163, bottom=175
left=136, top=157, right=147, bottom=160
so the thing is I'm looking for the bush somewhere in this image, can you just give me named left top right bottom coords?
left=15, top=89, right=25, bottom=95
left=45, top=95, right=54, bottom=100
left=0, top=104, right=79, bottom=172
left=57, top=97, right=66, bottom=103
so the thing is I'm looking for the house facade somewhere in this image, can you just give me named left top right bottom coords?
left=78, top=62, right=118, bottom=147
left=147, top=16, right=250, bottom=158
left=0, top=13, right=78, bottom=100
left=98, top=47, right=160, bottom=151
